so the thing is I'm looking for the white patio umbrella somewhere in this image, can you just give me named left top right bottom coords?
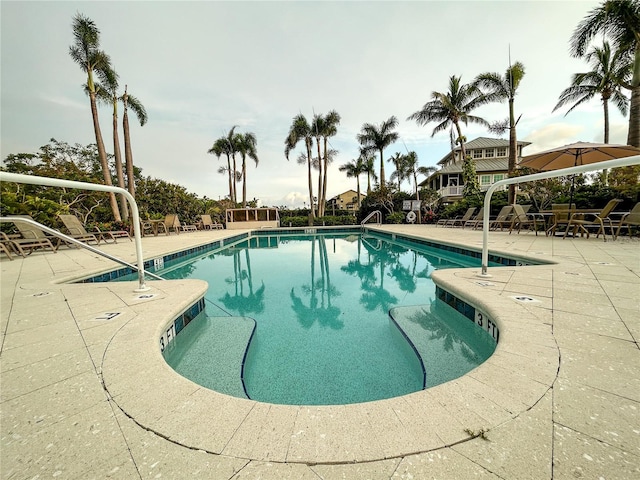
left=519, top=142, right=640, bottom=204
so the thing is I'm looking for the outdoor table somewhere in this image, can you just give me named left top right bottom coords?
left=142, top=219, right=167, bottom=236
left=542, top=209, right=600, bottom=237
left=528, top=212, right=556, bottom=235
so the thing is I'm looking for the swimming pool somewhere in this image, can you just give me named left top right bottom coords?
left=156, top=232, right=498, bottom=405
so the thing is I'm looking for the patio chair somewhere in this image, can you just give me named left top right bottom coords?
left=614, top=202, right=640, bottom=239
left=508, top=204, right=536, bottom=234
left=463, top=209, right=484, bottom=229
left=59, top=214, right=131, bottom=244
left=488, top=205, right=514, bottom=231
left=1, top=226, right=58, bottom=257
left=201, top=214, right=224, bottom=230
left=436, top=207, right=475, bottom=227
left=563, top=198, right=622, bottom=241
left=546, top=203, right=575, bottom=236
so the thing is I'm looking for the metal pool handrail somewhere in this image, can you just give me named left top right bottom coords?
left=0, top=172, right=151, bottom=291
left=361, top=210, right=382, bottom=225
left=0, top=216, right=164, bottom=282
left=480, top=155, right=640, bottom=277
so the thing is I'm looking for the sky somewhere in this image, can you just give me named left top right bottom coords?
left=1, top=0, right=630, bottom=208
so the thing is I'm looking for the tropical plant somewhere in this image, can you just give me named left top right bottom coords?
left=462, top=155, right=481, bottom=198
left=339, top=156, right=365, bottom=209
left=235, top=131, right=259, bottom=207
left=474, top=61, right=526, bottom=204
left=122, top=86, right=147, bottom=200
left=361, top=151, right=378, bottom=194
left=570, top=0, right=640, bottom=146
left=408, top=75, right=489, bottom=163
left=68, top=13, right=120, bottom=221
left=95, top=64, right=129, bottom=220
left=209, top=128, right=239, bottom=204
left=388, top=152, right=405, bottom=190
left=285, top=114, right=316, bottom=217
left=555, top=41, right=630, bottom=144
left=357, top=116, right=399, bottom=188
left=403, top=151, right=435, bottom=202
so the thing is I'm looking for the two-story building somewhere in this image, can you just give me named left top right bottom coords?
left=420, top=137, right=531, bottom=204
left=326, top=189, right=367, bottom=212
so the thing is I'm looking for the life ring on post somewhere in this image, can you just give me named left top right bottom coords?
left=406, top=211, right=417, bottom=223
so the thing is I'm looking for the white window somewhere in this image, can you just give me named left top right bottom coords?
left=480, top=174, right=491, bottom=185
left=485, top=148, right=495, bottom=158
left=497, top=147, right=507, bottom=157
left=473, top=149, right=482, bottom=159
left=493, top=174, right=504, bottom=182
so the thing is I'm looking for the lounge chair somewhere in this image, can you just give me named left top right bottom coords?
left=564, top=198, right=622, bottom=241
left=10, top=215, right=63, bottom=249
left=2, top=225, right=58, bottom=256
left=508, top=205, right=536, bottom=234
left=164, top=214, right=197, bottom=234
left=0, top=233, right=14, bottom=260
left=488, top=205, right=514, bottom=231
left=201, top=214, right=224, bottom=230
left=614, top=202, right=640, bottom=239
left=59, top=214, right=131, bottom=244
left=463, top=209, right=484, bottom=229
left=436, top=207, right=476, bottom=228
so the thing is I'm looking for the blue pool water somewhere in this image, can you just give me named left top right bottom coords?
left=160, top=233, right=497, bottom=405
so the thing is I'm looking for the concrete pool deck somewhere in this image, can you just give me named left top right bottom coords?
left=1, top=225, right=638, bottom=479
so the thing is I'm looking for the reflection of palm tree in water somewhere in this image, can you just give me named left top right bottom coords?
left=290, top=235, right=343, bottom=329
left=406, top=306, right=480, bottom=362
left=218, top=248, right=265, bottom=315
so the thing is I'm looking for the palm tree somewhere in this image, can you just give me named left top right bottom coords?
left=388, top=152, right=405, bottom=190
left=570, top=0, right=640, bottom=146
left=361, top=150, right=378, bottom=194
left=320, top=110, right=341, bottom=216
left=122, top=86, right=147, bottom=200
left=407, top=75, right=489, bottom=164
left=285, top=114, right=315, bottom=217
left=338, top=156, right=365, bottom=209
left=357, top=116, right=399, bottom=188
left=94, top=65, right=129, bottom=220
left=209, top=135, right=234, bottom=202
left=403, top=151, right=435, bottom=201
left=554, top=41, right=630, bottom=143
left=235, top=132, right=259, bottom=207
left=69, top=13, right=120, bottom=221
left=474, top=61, right=526, bottom=204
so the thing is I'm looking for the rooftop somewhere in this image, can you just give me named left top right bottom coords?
left=1, top=226, right=638, bottom=478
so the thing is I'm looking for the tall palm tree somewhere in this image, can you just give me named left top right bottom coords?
left=320, top=110, right=341, bottom=216
left=285, top=114, right=316, bottom=217
left=69, top=13, right=120, bottom=221
left=554, top=41, right=630, bottom=143
left=235, top=132, right=259, bottom=207
left=407, top=75, right=489, bottom=164
left=474, top=61, right=526, bottom=204
left=403, top=151, right=435, bottom=201
left=94, top=65, right=129, bottom=220
left=357, top=116, right=399, bottom=188
left=361, top=150, right=378, bottom=194
left=388, top=152, right=405, bottom=190
left=122, top=86, right=147, bottom=200
left=570, top=0, right=640, bottom=146
left=209, top=136, right=234, bottom=202
left=338, top=156, right=365, bottom=209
